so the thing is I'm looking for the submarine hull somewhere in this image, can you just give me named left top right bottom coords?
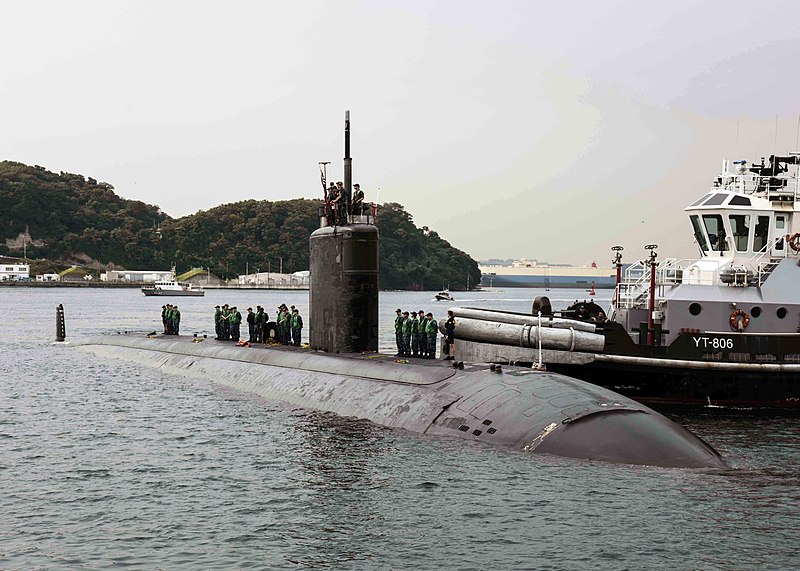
left=74, top=335, right=725, bottom=468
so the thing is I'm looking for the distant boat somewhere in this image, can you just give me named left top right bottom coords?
left=141, top=268, right=205, bottom=297
left=479, top=260, right=616, bottom=289
left=435, top=289, right=454, bottom=302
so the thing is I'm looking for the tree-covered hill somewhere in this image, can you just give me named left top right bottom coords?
left=376, top=203, right=478, bottom=290
left=162, top=199, right=322, bottom=279
left=0, top=161, right=168, bottom=268
left=0, top=161, right=480, bottom=289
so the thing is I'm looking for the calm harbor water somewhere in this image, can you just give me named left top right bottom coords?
left=1, top=287, right=798, bottom=569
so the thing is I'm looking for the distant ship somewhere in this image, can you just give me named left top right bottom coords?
left=141, top=267, right=205, bottom=297
left=480, top=259, right=617, bottom=289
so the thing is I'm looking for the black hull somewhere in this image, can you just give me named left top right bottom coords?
left=547, top=360, right=800, bottom=408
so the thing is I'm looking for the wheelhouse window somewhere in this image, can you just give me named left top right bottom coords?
left=702, top=214, right=727, bottom=252
left=690, top=215, right=709, bottom=253
left=775, top=215, right=786, bottom=251
left=753, top=215, right=770, bottom=252
left=728, top=214, right=750, bottom=252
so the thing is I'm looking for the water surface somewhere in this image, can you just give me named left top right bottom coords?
left=0, top=287, right=797, bottom=569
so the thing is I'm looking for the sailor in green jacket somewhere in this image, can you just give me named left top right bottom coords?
left=277, top=305, right=289, bottom=345
left=229, top=306, right=241, bottom=342
left=394, top=308, right=404, bottom=356
left=221, top=304, right=231, bottom=340
left=291, top=308, right=303, bottom=346
left=214, top=305, right=222, bottom=339
left=166, top=304, right=175, bottom=335
left=409, top=311, right=420, bottom=357
left=401, top=311, right=412, bottom=356
left=172, top=305, right=180, bottom=335
left=425, top=313, right=438, bottom=359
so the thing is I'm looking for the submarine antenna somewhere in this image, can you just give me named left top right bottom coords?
left=344, top=110, right=352, bottom=221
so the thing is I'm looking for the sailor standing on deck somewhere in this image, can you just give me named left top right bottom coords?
left=329, top=184, right=342, bottom=225
left=425, top=313, right=438, bottom=359
left=230, top=306, right=241, bottom=342
left=165, top=304, right=174, bottom=335
left=409, top=311, right=420, bottom=357
left=291, top=308, right=303, bottom=346
left=326, top=182, right=337, bottom=225
left=394, top=309, right=404, bottom=356
left=254, top=305, right=264, bottom=342
left=335, top=181, right=347, bottom=223
left=161, top=305, right=168, bottom=334
left=417, top=309, right=428, bottom=357
left=278, top=305, right=290, bottom=345
left=352, top=183, right=364, bottom=215
left=246, top=307, right=255, bottom=342
left=214, top=305, right=222, bottom=339
left=172, top=305, right=180, bottom=335
left=401, top=311, right=411, bottom=356
left=260, top=306, right=270, bottom=343
left=444, top=310, right=456, bottom=360
left=222, top=304, right=231, bottom=340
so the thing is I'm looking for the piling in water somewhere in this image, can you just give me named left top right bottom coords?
left=56, top=304, right=66, bottom=342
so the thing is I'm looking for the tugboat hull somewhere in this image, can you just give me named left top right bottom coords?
left=548, top=358, right=800, bottom=408
left=447, top=309, right=800, bottom=408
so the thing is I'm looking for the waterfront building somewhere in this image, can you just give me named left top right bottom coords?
left=0, top=257, right=30, bottom=281
left=236, top=270, right=309, bottom=289
left=102, top=270, right=173, bottom=283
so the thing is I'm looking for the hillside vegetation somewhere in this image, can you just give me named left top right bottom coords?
left=0, top=161, right=480, bottom=290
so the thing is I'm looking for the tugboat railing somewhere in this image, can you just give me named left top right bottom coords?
left=616, top=258, right=690, bottom=309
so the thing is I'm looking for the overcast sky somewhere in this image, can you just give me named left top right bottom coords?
left=3, top=0, right=800, bottom=265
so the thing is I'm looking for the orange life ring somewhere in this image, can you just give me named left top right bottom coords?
left=729, top=309, right=750, bottom=331
left=787, top=233, right=800, bottom=252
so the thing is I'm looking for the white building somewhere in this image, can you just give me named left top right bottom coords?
left=0, top=260, right=30, bottom=281
left=237, top=270, right=310, bottom=288
left=36, top=273, right=61, bottom=282
left=101, top=270, right=173, bottom=283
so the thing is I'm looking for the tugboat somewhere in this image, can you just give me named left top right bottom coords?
left=435, top=289, right=454, bottom=302
left=141, top=267, right=205, bottom=297
left=449, top=154, right=800, bottom=408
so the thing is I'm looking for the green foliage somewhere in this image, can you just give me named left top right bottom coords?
left=0, top=162, right=480, bottom=290
left=163, top=199, right=321, bottom=279
left=0, top=161, right=167, bottom=267
left=376, top=203, right=480, bottom=290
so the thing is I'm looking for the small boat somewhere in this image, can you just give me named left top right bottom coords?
left=141, top=268, right=205, bottom=297
left=435, top=289, right=454, bottom=302
left=450, top=153, right=800, bottom=408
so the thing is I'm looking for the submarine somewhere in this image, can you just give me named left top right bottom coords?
left=73, top=112, right=725, bottom=468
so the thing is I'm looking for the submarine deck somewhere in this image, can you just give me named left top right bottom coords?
left=74, top=332, right=727, bottom=468
left=95, top=333, right=491, bottom=386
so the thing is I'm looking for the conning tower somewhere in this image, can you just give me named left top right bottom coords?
left=309, top=111, right=379, bottom=353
